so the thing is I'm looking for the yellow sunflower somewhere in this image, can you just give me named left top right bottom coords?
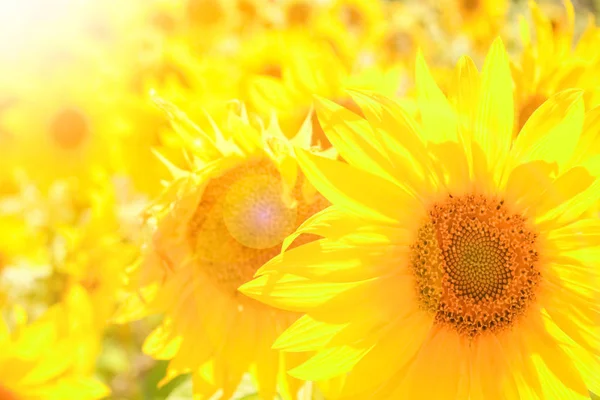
left=115, top=101, right=331, bottom=398
left=1, top=53, right=122, bottom=191
left=243, top=35, right=403, bottom=146
left=48, top=176, right=140, bottom=329
left=0, top=286, right=109, bottom=400
left=513, top=0, right=600, bottom=133
left=0, top=209, right=49, bottom=310
left=437, top=0, right=509, bottom=51
left=241, top=38, right=600, bottom=399
left=367, top=1, right=430, bottom=71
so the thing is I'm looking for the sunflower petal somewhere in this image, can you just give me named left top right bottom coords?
left=313, top=96, right=399, bottom=184
left=510, top=89, right=584, bottom=173
left=294, top=148, right=422, bottom=225
left=475, top=38, right=513, bottom=182
left=415, top=50, right=458, bottom=143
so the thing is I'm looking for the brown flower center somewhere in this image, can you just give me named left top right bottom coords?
left=49, top=108, right=88, bottom=150
left=286, top=1, right=314, bottom=26
left=340, top=4, right=364, bottom=31
left=411, top=194, right=541, bottom=338
left=461, top=0, right=480, bottom=13
left=187, top=159, right=328, bottom=297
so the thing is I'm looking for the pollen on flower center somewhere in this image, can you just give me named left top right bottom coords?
left=49, top=108, right=89, bottom=150
left=223, top=171, right=297, bottom=249
left=186, top=159, right=325, bottom=296
left=410, top=194, right=541, bottom=338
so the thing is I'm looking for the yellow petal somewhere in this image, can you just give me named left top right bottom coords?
left=339, top=311, right=434, bottom=398
left=415, top=50, right=458, bottom=144
left=295, top=148, right=422, bottom=225
left=288, top=344, right=374, bottom=381
left=503, top=160, right=556, bottom=217
left=470, top=334, right=520, bottom=400
left=347, top=90, right=438, bottom=198
left=239, top=273, right=372, bottom=312
left=400, top=327, right=468, bottom=400
left=571, top=105, right=600, bottom=165
left=475, top=38, right=514, bottom=183
left=258, top=237, right=403, bottom=282
left=253, top=313, right=279, bottom=400
left=538, top=157, right=600, bottom=227
left=523, top=314, right=590, bottom=398
left=281, top=206, right=365, bottom=252
left=509, top=89, right=584, bottom=175
left=273, top=314, right=345, bottom=352
left=453, top=55, right=480, bottom=152
left=314, top=96, right=400, bottom=185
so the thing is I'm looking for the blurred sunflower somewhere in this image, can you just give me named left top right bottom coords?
left=49, top=177, right=140, bottom=329
left=368, top=1, right=430, bottom=70
left=513, top=0, right=600, bottom=133
left=437, top=0, right=509, bottom=51
left=1, top=56, right=122, bottom=191
left=241, top=38, right=600, bottom=398
left=115, top=101, right=331, bottom=398
left=243, top=35, right=403, bottom=146
left=0, top=171, right=139, bottom=331
left=0, top=204, right=49, bottom=311
left=0, top=286, right=109, bottom=400
left=324, top=0, right=384, bottom=44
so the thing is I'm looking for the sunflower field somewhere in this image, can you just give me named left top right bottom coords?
left=0, top=0, right=599, bottom=399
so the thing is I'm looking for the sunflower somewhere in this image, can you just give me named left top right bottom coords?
left=0, top=286, right=109, bottom=400
left=47, top=176, right=140, bottom=329
left=115, top=101, right=331, bottom=398
left=243, top=36, right=403, bottom=146
left=436, top=0, right=508, bottom=51
left=513, top=0, right=600, bottom=133
left=1, top=51, right=123, bottom=191
left=240, top=38, right=600, bottom=399
left=322, top=0, right=384, bottom=45
left=367, top=1, right=430, bottom=71
left=0, top=208, right=50, bottom=311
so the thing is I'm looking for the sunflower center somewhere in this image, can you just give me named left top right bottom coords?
left=261, top=63, right=283, bottom=79
left=187, top=160, right=327, bottom=296
left=340, top=5, right=364, bottom=31
left=286, top=1, right=313, bottom=26
left=187, top=0, right=225, bottom=25
left=461, top=0, right=480, bottom=12
left=385, top=30, right=414, bottom=58
left=49, top=108, right=88, bottom=150
left=411, top=194, right=541, bottom=338
left=222, top=171, right=297, bottom=249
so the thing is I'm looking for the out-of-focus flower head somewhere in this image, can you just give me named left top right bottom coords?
left=0, top=286, right=109, bottom=399
left=436, top=0, right=509, bottom=52
left=114, top=99, right=333, bottom=398
left=512, top=0, right=600, bottom=133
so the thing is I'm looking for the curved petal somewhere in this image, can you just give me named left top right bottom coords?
left=415, top=51, right=458, bottom=144
left=509, top=89, right=584, bottom=175
left=475, top=38, right=514, bottom=185
left=294, top=148, right=424, bottom=225
left=313, top=96, right=401, bottom=185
